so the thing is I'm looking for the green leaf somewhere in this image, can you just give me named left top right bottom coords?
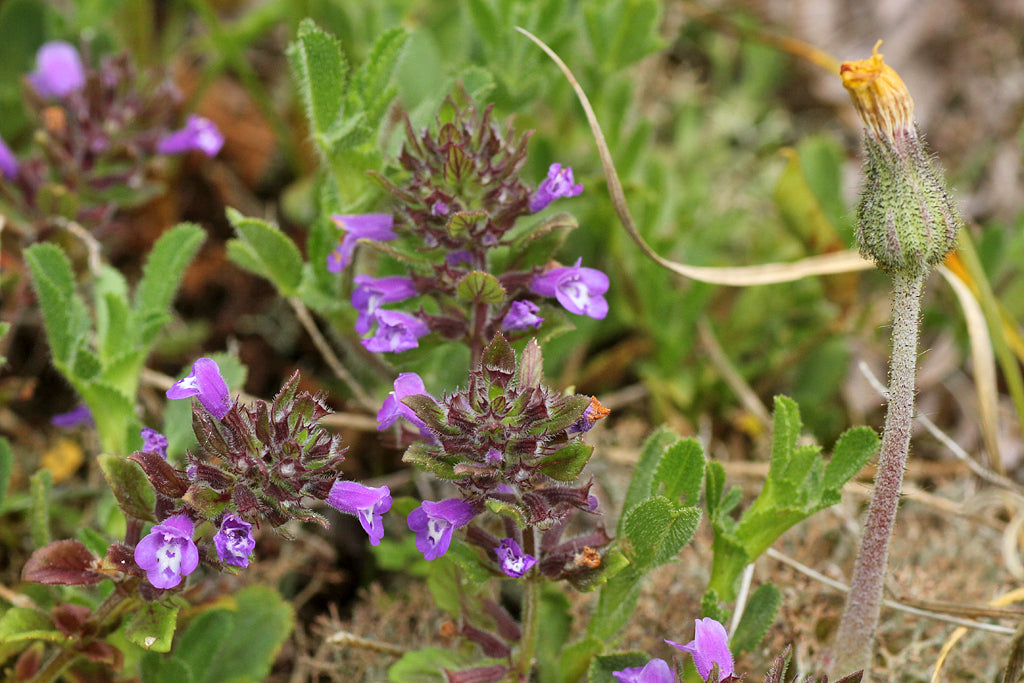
left=538, top=441, right=593, bottom=482
left=768, top=395, right=801, bottom=485
left=135, top=223, right=204, bottom=323
left=0, top=606, right=62, bottom=656
left=622, top=496, right=701, bottom=569
left=0, top=321, right=9, bottom=366
left=558, top=637, right=604, bottom=683
left=536, top=586, right=572, bottom=681
left=588, top=652, right=652, bottom=683
left=98, top=454, right=156, bottom=522
left=455, top=271, right=506, bottom=305
left=730, top=583, right=782, bottom=655
left=0, top=437, right=11, bottom=511
left=140, top=654, right=194, bottom=683
left=175, top=610, right=231, bottom=683
left=287, top=19, right=348, bottom=137
left=588, top=565, right=643, bottom=642
left=29, top=469, right=52, bottom=547
left=704, top=459, right=726, bottom=519
left=188, top=585, right=294, bottom=683
left=824, top=426, right=879, bottom=492
left=226, top=208, right=304, bottom=296
left=127, top=598, right=184, bottom=652
left=24, top=243, right=81, bottom=365
left=445, top=540, right=493, bottom=583
left=351, top=27, right=408, bottom=124
left=700, top=589, right=728, bottom=624
left=619, top=427, right=679, bottom=532
left=654, top=437, right=704, bottom=505
left=388, top=647, right=472, bottom=683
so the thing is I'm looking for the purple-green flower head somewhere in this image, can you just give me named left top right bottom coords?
left=501, top=300, right=544, bottom=332
left=140, top=427, right=168, bottom=459
left=494, top=538, right=537, bottom=578
left=51, top=404, right=93, bottom=428
left=361, top=309, right=429, bottom=353
left=0, top=135, right=18, bottom=180
left=214, top=514, right=255, bottom=567
left=352, top=275, right=417, bottom=335
left=613, top=659, right=675, bottom=683
left=157, top=114, right=224, bottom=157
left=327, top=481, right=392, bottom=546
left=327, top=213, right=397, bottom=272
left=377, top=372, right=430, bottom=432
left=28, top=41, right=85, bottom=99
left=666, top=618, right=734, bottom=683
left=134, top=515, right=199, bottom=589
left=407, top=498, right=476, bottom=560
left=530, top=163, right=583, bottom=213
left=166, top=357, right=231, bottom=419
left=530, top=258, right=609, bottom=320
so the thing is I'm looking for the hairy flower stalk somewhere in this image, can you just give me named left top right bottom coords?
left=833, top=43, right=961, bottom=676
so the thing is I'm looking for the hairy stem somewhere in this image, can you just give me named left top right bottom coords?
left=516, top=527, right=540, bottom=680
left=833, top=269, right=925, bottom=677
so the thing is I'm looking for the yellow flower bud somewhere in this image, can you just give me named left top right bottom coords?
left=839, top=42, right=961, bottom=275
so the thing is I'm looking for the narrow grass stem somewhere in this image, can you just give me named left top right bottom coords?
left=834, top=269, right=926, bottom=677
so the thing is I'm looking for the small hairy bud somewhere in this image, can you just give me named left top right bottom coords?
left=840, top=41, right=961, bottom=275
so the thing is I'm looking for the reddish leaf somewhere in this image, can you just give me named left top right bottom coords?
left=79, top=640, right=123, bottom=669
left=128, top=451, right=188, bottom=498
left=22, top=540, right=102, bottom=585
left=52, top=604, right=92, bottom=637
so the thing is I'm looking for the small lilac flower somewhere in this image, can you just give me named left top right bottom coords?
left=613, top=658, right=675, bottom=683
left=28, top=41, right=85, bottom=99
left=568, top=396, right=611, bottom=434
left=327, top=213, right=397, bottom=272
left=361, top=309, right=430, bottom=353
left=0, top=135, right=18, bottom=180
left=213, top=514, right=255, bottom=567
left=51, top=404, right=93, bottom=428
left=494, top=538, right=537, bottom=578
left=352, top=275, right=418, bottom=334
left=157, top=114, right=224, bottom=157
left=327, top=481, right=393, bottom=546
left=166, top=357, right=231, bottom=419
left=666, top=618, right=734, bottom=683
left=407, top=498, right=476, bottom=561
left=134, top=515, right=199, bottom=589
left=377, top=372, right=430, bottom=432
left=501, top=300, right=544, bottom=332
left=431, top=200, right=449, bottom=216
left=530, top=258, right=609, bottom=320
left=140, top=427, right=168, bottom=459
left=485, top=448, right=502, bottom=464
left=529, top=163, right=583, bottom=213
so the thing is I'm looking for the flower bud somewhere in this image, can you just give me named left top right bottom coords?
left=840, top=41, right=961, bottom=275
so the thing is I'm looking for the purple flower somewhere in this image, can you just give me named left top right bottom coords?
left=327, top=213, right=397, bottom=272
left=494, top=538, right=537, bottom=578
left=28, top=41, right=85, bottom=99
left=407, top=498, right=476, bottom=560
left=613, top=659, right=675, bottom=683
left=529, top=163, right=583, bottom=213
left=568, top=396, right=611, bottom=434
left=501, top=300, right=544, bottom=331
left=377, top=372, right=430, bottom=432
left=0, top=135, right=18, bottom=180
left=327, top=481, right=393, bottom=546
left=166, top=357, right=231, bottom=419
left=157, top=114, right=224, bottom=157
left=361, top=309, right=430, bottom=353
left=51, top=404, right=93, bottom=428
left=140, top=427, right=168, bottom=459
left=431, top=200, right=449, bottom=216
left=352, top=275, right=417, bottom=335
left=445, top=250, right=474, bottom=268
left=214, top=514, right=255, bottom=567
left=666, top=618, right=734, bottom=683
left=134, top=515, right=199, bottom=589
left=530, top=258, right=609, bottom=320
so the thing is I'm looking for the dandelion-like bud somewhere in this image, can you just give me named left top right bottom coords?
left=840, top=41, right=961, bottom=275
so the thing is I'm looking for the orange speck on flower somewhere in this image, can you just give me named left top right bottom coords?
left=839, top=41, right=914, bottom=142
left=574, top=546, right=601, bottom=569
left=585, top=396, right=610, bottom=424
